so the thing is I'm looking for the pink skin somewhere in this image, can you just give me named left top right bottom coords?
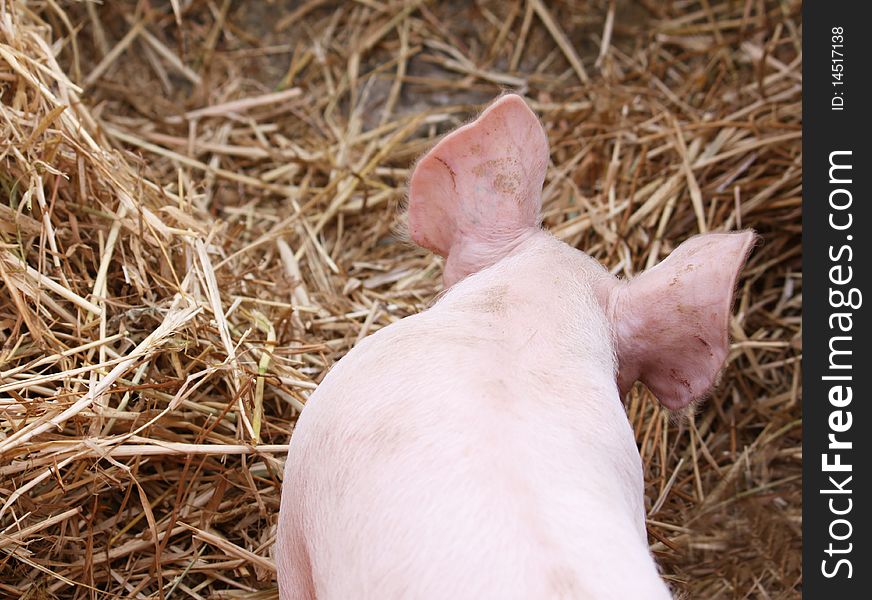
left=276, top=94, right=755, bottom=599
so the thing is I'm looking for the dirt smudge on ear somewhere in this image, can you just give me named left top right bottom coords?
left=693, top=334, right=714, bottom=356
left=493, top=173, right=520, bottom=195
left=471, top=157, right=522, bottom=199
left=435, top=156, right=457, bottom=192
left=669, top=368, right=693, bottom=392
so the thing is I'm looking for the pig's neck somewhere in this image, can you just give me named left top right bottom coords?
left=437, top=229, right=646, bottom=527
left=430, top=232, right=661, bottom=590
left=443, top=226, right=540, bottom=288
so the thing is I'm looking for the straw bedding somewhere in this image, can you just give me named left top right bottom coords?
left=0, top=1, right=801, bottom=598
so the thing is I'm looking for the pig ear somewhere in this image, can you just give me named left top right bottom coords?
left=611, top=232, right=756, bottom=411
left=407, top=94, right=549, bottom=286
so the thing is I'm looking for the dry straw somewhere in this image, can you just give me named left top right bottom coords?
left=1, top=1, right=800, bottom=598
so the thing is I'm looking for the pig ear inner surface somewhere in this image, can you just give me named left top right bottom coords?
left=611, top=231, right=756, bottom=411
left=407, top=94, right=549, bottom=284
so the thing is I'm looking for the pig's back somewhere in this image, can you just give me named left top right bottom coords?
left=278, top=303, right=671, bottom=600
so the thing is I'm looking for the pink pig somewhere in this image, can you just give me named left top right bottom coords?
left=276, top=94, right=755, bottom=599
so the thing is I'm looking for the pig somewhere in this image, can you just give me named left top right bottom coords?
left=276, top=94, right=755, bottom=599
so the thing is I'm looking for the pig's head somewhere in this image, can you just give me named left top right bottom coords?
left=408, top=93, right=755, bottom=411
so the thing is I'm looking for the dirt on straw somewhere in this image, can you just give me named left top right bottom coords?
left=0, top=0, right=801, bottom=598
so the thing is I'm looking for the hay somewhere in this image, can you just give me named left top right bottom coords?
left=0, top=1, right=801, bottom=597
